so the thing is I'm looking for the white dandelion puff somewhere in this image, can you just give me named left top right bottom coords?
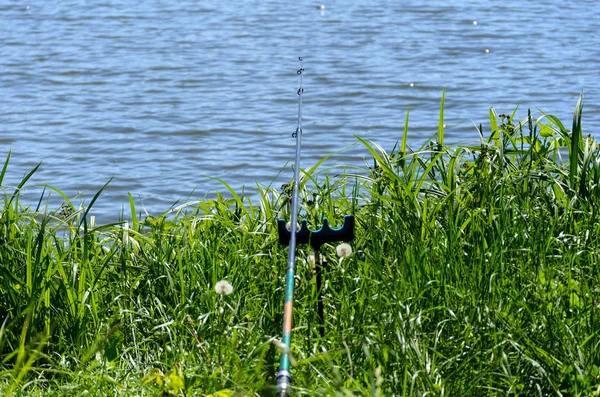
left=214, top=280, right=234, bottom=296
left=336, top=243, right=353, bottom=258
left=336, top=243, right=352, bottom=271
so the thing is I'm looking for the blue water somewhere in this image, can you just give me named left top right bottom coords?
left=1, top=1, right=599, bottom=220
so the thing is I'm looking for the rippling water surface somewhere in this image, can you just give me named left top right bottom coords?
left=1, top=1, right=599, bottom=220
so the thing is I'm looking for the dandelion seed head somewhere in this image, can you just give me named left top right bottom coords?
left=336, top=243, right=353, bottom=258
left=214, top=280, right=234, bottom=296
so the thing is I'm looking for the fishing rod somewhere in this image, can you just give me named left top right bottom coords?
left=275, top=56, right=304, bottom=397
left=275, top=57, right=355, bottom=397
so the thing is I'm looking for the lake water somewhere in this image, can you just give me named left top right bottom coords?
left=1, top=0, right=599, bottom=221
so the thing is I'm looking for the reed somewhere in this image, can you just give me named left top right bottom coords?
left=1, top=96, right=600, bottom=396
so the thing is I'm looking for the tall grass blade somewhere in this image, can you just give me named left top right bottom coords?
left=8, top=163, right=41, bottom=206
left=355, top=136, right=400, bottom=186
left=78, top=177, right=113, bottom=229
left=128, top=192, right=138, bottom=231
left=37, top=184, right=75, bottom=213
left=438, top=90, right=445, bottom=148
left=0, top=151, right=10, bottom=186
left=206, top=176, right=246, bottom=213
left=489, top=108, right=499, bottom=147
left=570, top=93, right=583, bottom=190
left=398, top=108, right=410, bottom=167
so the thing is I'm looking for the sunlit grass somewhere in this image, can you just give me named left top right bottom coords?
left=2, top=96, right=600, bottom=396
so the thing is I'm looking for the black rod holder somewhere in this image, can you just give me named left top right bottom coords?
left=278, top=215, right=355, bottom=339
left=277, top=215, right=355, bottom=250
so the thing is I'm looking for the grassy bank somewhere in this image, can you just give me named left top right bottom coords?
left=2, top=97, right=600, bottom=396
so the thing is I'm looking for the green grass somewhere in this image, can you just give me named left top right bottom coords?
left=2, top=96, right=600, bottom=396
